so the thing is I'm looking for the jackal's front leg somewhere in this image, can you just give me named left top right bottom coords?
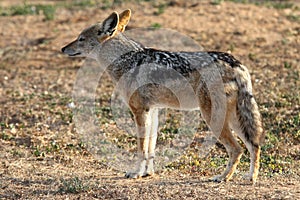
left=125, top=109, right=152, bottom=178
left=145, top=108, right=158, bottom=176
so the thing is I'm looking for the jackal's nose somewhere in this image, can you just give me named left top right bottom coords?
left=61, top=46, right=66, bottom=53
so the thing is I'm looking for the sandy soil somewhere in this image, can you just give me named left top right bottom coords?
left=0, top=0, right=299, bottom=199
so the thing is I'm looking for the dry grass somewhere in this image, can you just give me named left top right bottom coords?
left=0, top=0, right=299, bottom=199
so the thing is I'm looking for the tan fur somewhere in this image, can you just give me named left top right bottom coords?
left=118, top=9, right=131, bottom=32
left=97, top=35, right=110, bottom=43
left=62, top=9, right=265, bottom=184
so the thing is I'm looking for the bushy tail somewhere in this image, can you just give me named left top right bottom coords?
left=235, top=66, right=264, bottom=147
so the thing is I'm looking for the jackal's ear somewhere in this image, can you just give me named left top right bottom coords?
left=101, top=11, right=119, bottom=36
left=118, top=9, right=131, bottom=32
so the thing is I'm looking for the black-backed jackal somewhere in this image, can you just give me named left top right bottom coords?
left=62, top=9, right=264, bottom=183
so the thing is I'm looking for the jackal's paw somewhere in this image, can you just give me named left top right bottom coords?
left=145, top=164, right=154, bottom=176
left=145, top=169, right=154, bottom=177
left=243, top=173, right=257, bottom=184
left=209, top=175, right=225, bottom=183
left=125, top=171, right=144, bottom=179
left=209, top=174, right=232, bottom=183
left=125, top=159, right=147, bottom=179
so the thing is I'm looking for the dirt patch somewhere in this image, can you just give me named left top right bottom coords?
left=0, top=0, right=299, bottom=199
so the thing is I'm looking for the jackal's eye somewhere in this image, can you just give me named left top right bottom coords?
left=78, top=36, right=85, bottom=42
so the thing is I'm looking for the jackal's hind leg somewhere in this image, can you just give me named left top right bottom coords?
left=210, top=124, right=243, bottom=182
left=230, top=113, right=262, bottom=184
left=242, top=143, right=261, bottom=184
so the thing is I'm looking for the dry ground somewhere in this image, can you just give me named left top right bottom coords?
left=0, top=0, right=299, bottom=199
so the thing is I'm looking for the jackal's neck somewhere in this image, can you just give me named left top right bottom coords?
left=96, top=33, right=143, bottom=64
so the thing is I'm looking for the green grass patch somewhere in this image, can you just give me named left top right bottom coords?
left=1, top=132, right=14, bottom=141
left=72, top=0, right=96, bottom=7
left=210, top=0, right=224, bottom=5
left=268, top=1, right=294, bottom=9
left=59, top=177, right=90, bottom=194
left=154, top=3, right=166, bottom=15
left=223, top=0, right=296, bottom=9
left=151, top=23, right=162, bottom=29
left=0, top=0, right=121, bottom=19
left=286, top=14, right=300, bottom=22
left=33, top=146, right=45, bottom=157
left=0, top=4, right=56, bottom=20
left=260, top=154, right=293, bottom=176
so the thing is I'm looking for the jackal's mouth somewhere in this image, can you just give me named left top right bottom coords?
left=68, top=52, right=81, bottom=56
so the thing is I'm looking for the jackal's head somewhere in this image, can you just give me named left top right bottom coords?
left=61, top=9, right=131, bottom=57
